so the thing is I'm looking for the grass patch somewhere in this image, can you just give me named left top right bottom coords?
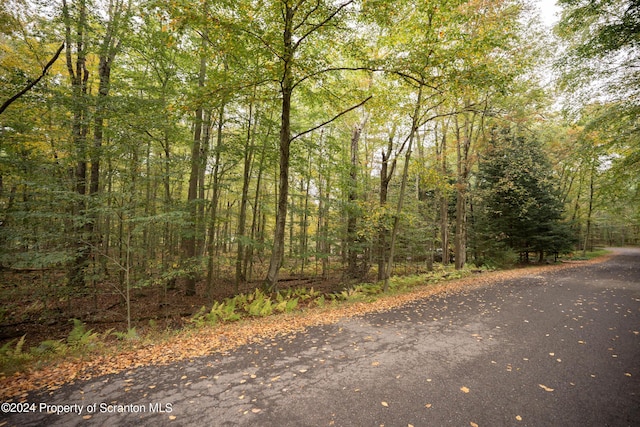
left=562, top=249, right=610, bottom=261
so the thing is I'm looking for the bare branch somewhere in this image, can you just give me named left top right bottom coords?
left=294, top=0, right=321, bottom=33
left=294, top=0, right=356, bottom=51
left=0, top=42, right=65, bottom=116
left=291, top=95, right=373, bottom=142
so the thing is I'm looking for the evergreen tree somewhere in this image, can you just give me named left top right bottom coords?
left=476, top=127, right=575, bottom=263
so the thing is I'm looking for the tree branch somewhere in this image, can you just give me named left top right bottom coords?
left=290, top=95, right=372, bottom=142
left=294, top=0, right=355, bottom=51
left=0, top=42, right=65, bottom=116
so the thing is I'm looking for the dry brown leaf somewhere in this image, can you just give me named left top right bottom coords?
left=0, top=257, right=611, bottom=401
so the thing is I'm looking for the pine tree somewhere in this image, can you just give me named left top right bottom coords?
left=476, top=127, right=575, bottom=263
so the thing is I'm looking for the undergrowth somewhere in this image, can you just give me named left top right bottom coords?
left=0, top=265, right=485, bottom=376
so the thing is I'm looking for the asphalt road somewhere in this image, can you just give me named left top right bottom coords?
left=2, top=248, right=639, bottom=427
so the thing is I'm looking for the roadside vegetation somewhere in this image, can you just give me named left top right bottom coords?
left=0, top=0, right=637, bottom=398
left=0, top=252, right=609, bottom=381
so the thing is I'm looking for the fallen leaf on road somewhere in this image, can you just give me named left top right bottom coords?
left=425, top=404, right=432, bottom=408
left=539, top=384, right=554, bottom=392
left=381, top=402, right=389, bottom=407
left=461, top=386, right=470, bottom=393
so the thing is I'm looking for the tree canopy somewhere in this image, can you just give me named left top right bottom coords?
left=0, top=0, right=637, bottom=338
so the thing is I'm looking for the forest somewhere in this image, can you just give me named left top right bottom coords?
left=0, top=0, right=638, bottom=346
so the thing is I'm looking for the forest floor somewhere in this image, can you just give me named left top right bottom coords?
left=0, top=251, right=613, bottom=400
left=0, top=267, right=347, bottom=350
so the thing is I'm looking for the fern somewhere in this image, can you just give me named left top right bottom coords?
left=67, top=319, right=98, bottom=349
left=112, top=328, right=138, bottom=341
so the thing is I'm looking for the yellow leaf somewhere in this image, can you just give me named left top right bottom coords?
left=461, top=386, right=470, bottom=393
left=539, top=384, right=554, bottom=392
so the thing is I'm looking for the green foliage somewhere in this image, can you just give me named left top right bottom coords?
left=245, top=290, right=274, bottom=317
left=31, top=339, right=66, bottom=356
left=112, top=328, right=139, bottom=341
left=0, top=335, right=31, bottom=374
left=67, top=319, right=100, bottom=351
left=475, top=127, right=576, bottom=260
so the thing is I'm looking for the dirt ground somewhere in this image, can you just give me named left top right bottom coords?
left=0, top=268, right=348, bottom=349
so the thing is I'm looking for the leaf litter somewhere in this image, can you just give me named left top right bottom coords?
left=0, top=257, right=609, bottom=400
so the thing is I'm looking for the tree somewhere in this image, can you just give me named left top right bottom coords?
left=476, top=127, right=574, bottom=262
left=555, top=0, right=640, bottom=248
left=240, top=0, right=369, bottom=289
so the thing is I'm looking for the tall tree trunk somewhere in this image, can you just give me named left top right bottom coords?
left=582, top=163, right=595, bottom=256
left=384, top=86, right=422, bottom=292
left=454, top=114, right=468, bottom=270
left=63, top=0, right=90, bottom=290
left=245, top=123, right=270, bottom=281
left=437, top=117, right=450, bottom=265
left=236, top=98, right=257, bottom=288
left=91, top=0, right=127, bottom=276
left=377, top=133, right=397, bottom=280
left=182, top=41, right=207, bottom=296
left=205, top=102, right=225, bottom=297
left=346, top=122, right=365, bottom=279
left=266, top=5, right=294, bottom=289
left=454, top=104, right=482, bottom=270
left=197, top=111, right=211, bottom=256
left=300, top=154, right=312, bottom=274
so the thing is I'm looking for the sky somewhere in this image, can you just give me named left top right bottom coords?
left=538, top=0, right=562, bottom=26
